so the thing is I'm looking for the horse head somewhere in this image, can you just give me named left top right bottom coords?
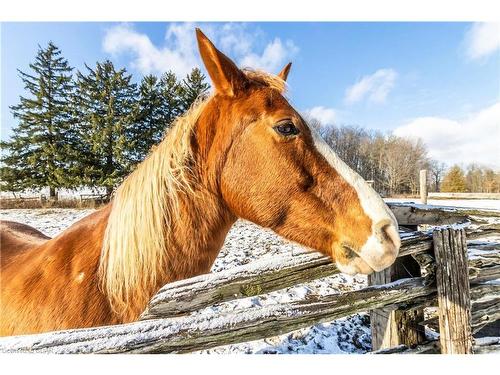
left=194, top=29, right=400, bottom=275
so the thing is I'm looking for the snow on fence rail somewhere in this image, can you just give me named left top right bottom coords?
left=0, top=195, right=46, bottom=203
left=0, top=203, right=499, bottom=354
left=428, top=192, right=500, bottom=200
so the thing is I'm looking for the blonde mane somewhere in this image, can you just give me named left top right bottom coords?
left=99, top=96, right=207, bottom=314
left=99, top=71, right=285, bottom=315
left=244, top=69, right=287, bottom=93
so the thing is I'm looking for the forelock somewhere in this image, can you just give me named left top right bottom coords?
left=243, top=69, right=287, bottom=94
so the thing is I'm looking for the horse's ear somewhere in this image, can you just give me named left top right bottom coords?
left=195, top=28, right=248, bottom=96
left=277, top=62, right=292, bottom=81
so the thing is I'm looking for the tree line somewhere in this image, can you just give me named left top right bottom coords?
left=307, top=118, right=500, bottom=195
left=0, top=42, right=209, bottom=199
left=2, top=42, right=498, bottom=199
left=308, top=118, right=429, bottom=196
left=440, top=164, right=500, bottom=193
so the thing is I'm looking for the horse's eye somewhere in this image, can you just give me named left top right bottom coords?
left=274, top=122, right=300, bottom=136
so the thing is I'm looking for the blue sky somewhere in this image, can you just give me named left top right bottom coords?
left=1, top=22, right=499, bottom=167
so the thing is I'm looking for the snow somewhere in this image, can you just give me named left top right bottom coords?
left=1, top=198, right=498, bottom=354
left=385, top=198, right=500, bottom=210
left=0, top=187, right=106, bottom=200
left=0, top=208, right=94, bottom=237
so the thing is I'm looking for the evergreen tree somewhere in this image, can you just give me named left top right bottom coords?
left=178, top=68, right=210, bottom=112
left=73, top=60, right=137, bottom=196
left=0, top=42, right=75, bottom=198
left=131, top=72, right=182, bottom=162
left=159, top=71, right=183, bottom=126
left=130, top=69, right=207, bottom=164
left=130, top=75, right=164, bottom=162
left=441, top=165, right=468, bottom=192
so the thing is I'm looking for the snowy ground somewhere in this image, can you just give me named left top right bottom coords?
left=386, top=198, right=500, bottom=210
left=1, top=199, right=498, bottom=354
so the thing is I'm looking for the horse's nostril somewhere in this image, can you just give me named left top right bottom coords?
left=375, top=220, right=401, bottom=251
left=358, top=220, right=401, bottom=272
left=377, top=223, right=390, bottom=242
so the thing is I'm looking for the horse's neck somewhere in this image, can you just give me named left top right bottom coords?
left=160, top=188, right=236, bottom=282
left=120, top=189, right=236, bottom=320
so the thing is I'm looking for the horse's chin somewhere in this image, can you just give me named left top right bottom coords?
left=332, top=244, right=374, bottom=275
left=335, top=256, right=374, bottom=275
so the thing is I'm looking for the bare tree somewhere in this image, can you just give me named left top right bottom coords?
left=462, top=164, right=500, bottom=193
left=429, top=160, right=447, bottom=192
left=483, top=169, right=500, bottom=193
left=465, top=164, right=484, bottom=193
left=306, top=116, right=431, bottom=196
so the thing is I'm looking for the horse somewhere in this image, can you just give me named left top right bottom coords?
left=0, top=29, right=400, bottom=336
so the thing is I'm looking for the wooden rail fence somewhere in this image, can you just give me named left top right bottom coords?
left=0, top=195, right=46, bottom=203
left=0, top=203, right=498, bottom=354
left=79, top=193, right=109, bottom=204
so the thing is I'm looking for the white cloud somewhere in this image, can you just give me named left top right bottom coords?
left=240, top=39, right=299, bottom=72
left=464, top=22, right=500, bottom=60
left=103, top=23, right=299, bottom=77
left=103, top=23, right=198, bottom=77
left=214, top=23, right=257, bottom=56
left=344, top=68, right=397, bottom=105
left=394, top=102, right=500, bottom=169
left=304, top=106, right=337, bottom=125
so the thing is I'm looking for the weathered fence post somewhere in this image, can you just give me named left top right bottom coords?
left=368, top=256, right=426, bottom=350
left=420, top=169, right=428, bottom=205
left=433, top=227, right=473, bottom=354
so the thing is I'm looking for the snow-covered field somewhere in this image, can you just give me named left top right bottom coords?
left=386, top=198, right=500, bottom=210
left=1, top=199, right=498, bottom=354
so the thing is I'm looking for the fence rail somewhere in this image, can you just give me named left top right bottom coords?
left=0, top=203, right=498, bottom=354
left=428, top=192, right=500, bottom=200
left=79, top=193, right=109, bottom=203
left=0, top=195, right=46, bottom=203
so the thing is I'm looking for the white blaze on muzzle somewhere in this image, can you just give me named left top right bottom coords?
left=310, top=128, right=401, bottom=272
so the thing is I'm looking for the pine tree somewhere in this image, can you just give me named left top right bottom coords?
left=159, top=71, right=183, bottom=127
left=130, top=72, right=182, bottom=163
left=441, top=165, right=468, bottom=192
left=178, top=68, right=210, bottom=112
left=73, top=60, right=138, bottom=196
left=130, top=75, right=164, bottom=162
left=0, top=42, right=75, bottom=198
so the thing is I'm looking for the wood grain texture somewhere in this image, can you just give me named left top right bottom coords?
left=433, top=228, right=473, bottom=354
left=141, top=251, right=339, bottom=320
left=418, top=283, right=500, bottom=335
left=0, top=244, right=497, bottom=354
left=141, top=231, right=443, bottom=320
left=387, top=202, right=500, bottom=226
left=368, top=255, right=425, bottom=350
left=0, top=277, right=434, bottom=353
left=372, top=337, right=500, bottom=355
left=420, top=170, right=428, bottom=205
